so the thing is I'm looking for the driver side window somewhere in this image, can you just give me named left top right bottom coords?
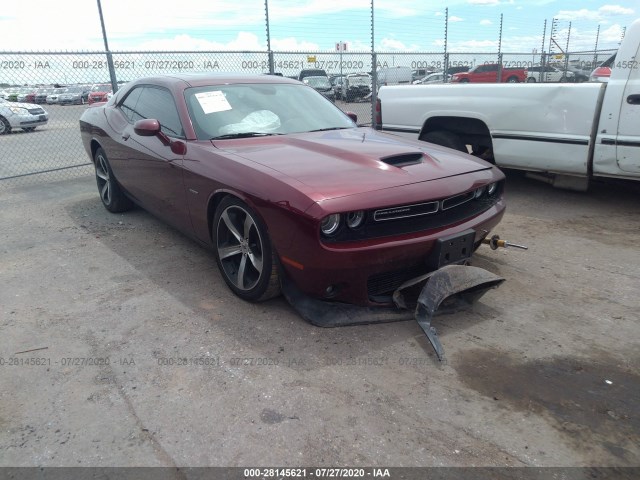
left=119, top=86, right=184, bottom=139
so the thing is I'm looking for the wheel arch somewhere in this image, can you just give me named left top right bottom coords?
left=419, top=116, right=494, bottom=160
left=89, top=139, right=103, bottom=164
left=420, top=115, right=491, bottom=140
left=207, top=189, right=261, bottom=243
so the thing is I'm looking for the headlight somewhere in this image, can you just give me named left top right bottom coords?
left=320, top=214, right=341, bottom=236
left=474, top=186, right=485, bottom=198
left=9, top=106, right=28, bottom=114
left=487, top=182, right=498, bottom=196
left=346, top=210, right=365, bottom=229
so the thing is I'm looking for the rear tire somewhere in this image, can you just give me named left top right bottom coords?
left=94, top=147, right=133, bottom=213
left=507, top=76, right=519, bottom=83
left=527, top=77, right=536, bottom=83
left=421, top=130, right=467, bottom=153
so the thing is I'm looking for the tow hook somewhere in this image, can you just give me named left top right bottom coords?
left=482, top=234, right=528, bottom=250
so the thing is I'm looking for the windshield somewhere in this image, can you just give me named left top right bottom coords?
left=348, top=76, right=370, bottom=86
left=304, top=77, right=331, bottom=88
left=185, top=83, right=355, bottom=140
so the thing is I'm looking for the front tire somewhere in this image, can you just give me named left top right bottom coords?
left=421, top=130, right=467, bottom=153
left=507, top=76, right=519, bottom=83
left=94, top=147, right=133, bottom=213
left=0, top=116, right=11, bottom=135
left=527, top=77, right=536, bottom=83
left=213, top=197, right=280, bottom=302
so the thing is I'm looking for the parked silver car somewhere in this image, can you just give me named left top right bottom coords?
left=0, top=98, right=49, bottom=134
left=59, top=85, right=90, bottom=105
left=46, top=87, right=66, bottom=105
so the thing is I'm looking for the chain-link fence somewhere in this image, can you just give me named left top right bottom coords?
left=0, top=47, right=616, bottom=185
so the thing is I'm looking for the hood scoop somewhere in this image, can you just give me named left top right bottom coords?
left=380, top=152, right=424, bottom=168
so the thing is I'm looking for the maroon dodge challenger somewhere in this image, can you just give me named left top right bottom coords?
left=79, top=73, right=505, bottom=313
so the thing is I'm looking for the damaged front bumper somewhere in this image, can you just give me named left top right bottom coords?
left=282, top=263, right=505, bottom=362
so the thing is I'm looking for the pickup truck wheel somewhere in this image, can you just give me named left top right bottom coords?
left=527, top=77, right=536, bottom=83
left=421, top=130, right=467, bottom=153
left=507, top=76, right=519, bottom=83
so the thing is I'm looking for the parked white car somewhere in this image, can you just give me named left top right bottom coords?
left=413, top=72, right=451, bottom=84
left=0, top=98, right=49, bottom=134
left=526, top=65, right=574, bottom=83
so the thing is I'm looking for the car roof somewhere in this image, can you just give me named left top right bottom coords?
left=135, top=73, right=302, bottom=88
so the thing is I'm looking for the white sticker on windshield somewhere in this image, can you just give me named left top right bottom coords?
left=195, top=91, right=231, bottom=114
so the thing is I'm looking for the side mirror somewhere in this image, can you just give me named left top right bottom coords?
left=133, top=118, right=186, bottom=155
left=346, top=112, right=357, bottom=123
left=133, top=118, right=161, bottom=136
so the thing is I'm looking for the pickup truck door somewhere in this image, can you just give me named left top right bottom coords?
left=479, top=65, right=498, bottom=82
left=616, top=42, right=640, bottom=174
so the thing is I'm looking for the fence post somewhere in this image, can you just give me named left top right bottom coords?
left=443, top=53, right=449, bottom=83
left=264, top=0, right=274, bottom=74
left=96, top=0, right=118, bottom=92
left=497, top=14, right=503, bottom=82
left=371, top=53, right=378, bottom=129
left=592, top=25, right=600, bottom=71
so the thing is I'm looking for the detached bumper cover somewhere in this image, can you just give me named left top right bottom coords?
left=282, top=264, right=504, bottom=362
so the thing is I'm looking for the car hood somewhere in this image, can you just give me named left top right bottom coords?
left=213, top=127, right=491, bottom=200
left=3, top=100, right=41, bottom=109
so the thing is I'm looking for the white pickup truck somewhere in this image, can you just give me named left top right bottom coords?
left=376, top=18, right=640, bottom=190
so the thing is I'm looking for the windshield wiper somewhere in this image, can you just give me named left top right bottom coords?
left=210, top=132, right=282, bottom=140
left=307, top=127, right=351, bottom=133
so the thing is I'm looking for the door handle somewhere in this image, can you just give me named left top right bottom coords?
left=627, top=94, right=640, bottom=105
left=122, top=132, right=130, bottom=141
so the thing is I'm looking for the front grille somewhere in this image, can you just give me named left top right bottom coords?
left=367, top=263, right=429, bottom=297
left=442, top=190, right=475, bottom=210
left=28, top=108, right=45, bottom=115
left=374, top=201, right=438, bottom=221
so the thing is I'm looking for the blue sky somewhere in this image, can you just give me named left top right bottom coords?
left=1, top=0, right=636, bottom=53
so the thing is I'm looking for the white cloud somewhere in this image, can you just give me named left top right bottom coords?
left=137, top=32, right=264, bottom=52
left=556, top=5, right=635, bottom=21
left=599, top=5, right=635, bottom=15
left=450, top=16, right=465, bottom=22
left=600, top=24, right=625, bottom=42
left=468, top=0, right=500, bottom=5
left=378, top=37, right=421, bottom=51
left=271, top=37, right=321, bottom=51
left=480, top=19, right=493, bottom=25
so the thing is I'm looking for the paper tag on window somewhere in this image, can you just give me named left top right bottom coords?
left=195, top=91, right=231, bottom=114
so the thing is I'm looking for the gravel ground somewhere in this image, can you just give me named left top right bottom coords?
left=0, top=171, right=638, bottom=468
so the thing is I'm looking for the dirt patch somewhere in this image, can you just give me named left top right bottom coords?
left=455, top=349, right=640, bottom=465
